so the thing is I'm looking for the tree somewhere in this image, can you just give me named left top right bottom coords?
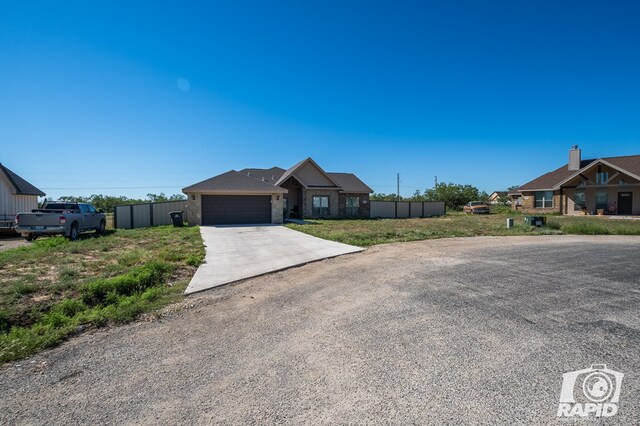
left=370, top=193, right=402, bottom=201
left=423, top=182, right=486, bottom=211
left=146, top=193, right=186, bottom=203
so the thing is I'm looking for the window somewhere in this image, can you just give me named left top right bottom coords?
left=535, top=191, right=554, bottom=208
left=573, top=191, right=586, bottom=211
left=596, top=191, right=608, bottom=210
left=312, top=196, right=329, bottom=217
left=87, top=205, right=96, bottom=214
left=346, top=196, right=360, bottom=216
left=596, top=172, right=609, bottom=185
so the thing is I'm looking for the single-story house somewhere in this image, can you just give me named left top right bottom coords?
left=183, top=157, right=373, bottom=225
left=512, top=146, right=640, bottom=216
left=0, top=163, right=46, bottom=229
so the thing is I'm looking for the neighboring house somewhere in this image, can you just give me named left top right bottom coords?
left=0, top=163, right=46, bottom=229
left=183, top=158, right=373, bottom=225
left=514, top=146, right=640, bottom=216
left=488, top=191, right=508, bottom=205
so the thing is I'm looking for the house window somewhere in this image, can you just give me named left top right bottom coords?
left=596, top=172, right=609, bottom=185
left=573, top=191, right=586, bottom=211
left=346, top=196, right=360, bottom=216
left=535, top=191, right=554, bottom=208
left=596, top=191, right=608, bottom=210
left=312, top=196, right=329, bottom=217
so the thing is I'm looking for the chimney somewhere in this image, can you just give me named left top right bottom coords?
left=568, top=145, right=581, bottom=171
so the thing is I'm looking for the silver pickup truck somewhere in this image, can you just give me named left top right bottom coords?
left=15, top=202, right=107, bottom=241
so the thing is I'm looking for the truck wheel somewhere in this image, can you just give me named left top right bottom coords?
left=69, top=224, right=79, bottom=241
left=96, top=220, right=106, bottom=235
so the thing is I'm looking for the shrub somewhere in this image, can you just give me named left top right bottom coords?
left=545, top=221, right=562, bottom=230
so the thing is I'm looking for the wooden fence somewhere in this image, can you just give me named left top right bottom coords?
left=114, top=200, right=189, bottom=229
left=369, top=201, right=445, bottom=219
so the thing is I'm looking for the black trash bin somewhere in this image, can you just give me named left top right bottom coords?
left=169, top=211, right=184, bottom=227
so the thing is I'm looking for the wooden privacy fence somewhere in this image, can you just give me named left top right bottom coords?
left=369, top=201, right=445, bottom=219
left=114, top=200, right=189, bottom=229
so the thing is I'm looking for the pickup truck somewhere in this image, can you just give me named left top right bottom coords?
left=15, top=202, right=107, bottom=241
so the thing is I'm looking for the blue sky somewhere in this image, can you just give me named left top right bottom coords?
left=1, top=1, right=639, bottom=199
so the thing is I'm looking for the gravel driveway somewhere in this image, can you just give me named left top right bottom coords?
left=0, top=235, right=27, bottom=252
left=1, top=235, right=639, bottom=424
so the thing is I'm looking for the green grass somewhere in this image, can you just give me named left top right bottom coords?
left=285, top=212, right=640, bottom=247
left=0, top=226, right=205, bottom=364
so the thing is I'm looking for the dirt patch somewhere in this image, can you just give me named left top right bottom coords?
left=0, top=236, right=27, bottom=252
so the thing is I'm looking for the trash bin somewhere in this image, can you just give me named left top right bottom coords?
left=169, top=211, right=184, bottom=227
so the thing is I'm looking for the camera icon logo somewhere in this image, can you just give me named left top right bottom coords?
left=558, top=364, right=624, bottom=418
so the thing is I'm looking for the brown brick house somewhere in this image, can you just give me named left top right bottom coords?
left=183, top=158, right=372, bottom=225
left=511, top=146, right=640, bottom=216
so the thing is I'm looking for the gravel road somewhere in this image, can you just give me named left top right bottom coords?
left=1, top=235, right=639, bottom=424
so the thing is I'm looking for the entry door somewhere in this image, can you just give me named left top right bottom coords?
left=618, top=192, right=633, bottom=215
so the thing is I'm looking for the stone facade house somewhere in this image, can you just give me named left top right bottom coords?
left=183, top=158, right=372, bottom=225
left=512, top=146, right=640, bottom=216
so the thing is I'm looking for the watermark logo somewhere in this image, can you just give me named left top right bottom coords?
left=558, top=364, right=624, bottom=418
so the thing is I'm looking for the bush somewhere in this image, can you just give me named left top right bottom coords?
left=545, top=221, right=562, bottom=230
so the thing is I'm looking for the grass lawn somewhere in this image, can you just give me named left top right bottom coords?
left=0, top=226, right=204, bottom=364
left=285, top=211, right=640, bottom=247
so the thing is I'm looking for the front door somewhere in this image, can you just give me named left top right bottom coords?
left=618, top=192, right=633, bottom=215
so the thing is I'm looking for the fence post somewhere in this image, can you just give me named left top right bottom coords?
left=394, top=201, right=398, bottom=219
left=149, top=203, right=154, bottom=227
left=113, top=207, right=118, bottom=229
left=422, top=202, right=425, bottom=218
left=130, top=205, right=134, bottom=229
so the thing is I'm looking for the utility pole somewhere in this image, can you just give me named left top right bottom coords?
left=397, top=173, right=400, bottom=202
left=434, top=176, right=438, bottom=188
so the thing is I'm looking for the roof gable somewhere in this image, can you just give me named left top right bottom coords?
left=274, top=158, right=341, bottom=188
left=0, top=163, right=45, bottom=196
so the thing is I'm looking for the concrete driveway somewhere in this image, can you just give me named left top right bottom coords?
left=185, top=225, right=363, bottom=294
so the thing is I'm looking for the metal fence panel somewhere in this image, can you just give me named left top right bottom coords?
left=396, top=202, right=410, bottom=218
left=152, top=201, right=189, bottom=226
left=370, top=201, right=396, bottom=218
left=370, top=200, right=445, bottom=219
left=424, top=201, right=446, bottom=216
left=410, top=202, right=422, bottom=218
left=114, top=200, right=189, bottom=229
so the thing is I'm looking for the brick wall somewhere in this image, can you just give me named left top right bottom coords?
left=519, top=191, right=562, bottom=214
left=338, top=193, right=370, bottom=218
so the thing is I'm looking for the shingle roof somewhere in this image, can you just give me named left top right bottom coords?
left=518, top=155, right=640, bottom=191
left=327, top=173, right=373, bottom=193
left=182, top=170, right=287, bottom=193
left=0, top=163, right=45, bottom=196
left=238, top=167, right=286, bottom=183
left=185, top=159, right=372, bottom=194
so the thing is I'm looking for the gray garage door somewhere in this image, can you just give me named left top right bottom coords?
left=201, top=195, right=272, bottom=225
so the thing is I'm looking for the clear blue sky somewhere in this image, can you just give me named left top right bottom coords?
left=1, top=1, right=639, bottom=199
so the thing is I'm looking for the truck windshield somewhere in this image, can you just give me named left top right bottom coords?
left=43, top=203, right=78, bottom=210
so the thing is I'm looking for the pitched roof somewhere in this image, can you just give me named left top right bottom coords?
left=238, top=167, right=286, bottom=183
left=519, top=155, right=640, bottom=191
left=327, top=173, right=373, bottom=193
left=274, top=157, right=341, bottom=188
left=182, top=170, right=287, bottom=193
left=0, top=163, right=45, bottom=196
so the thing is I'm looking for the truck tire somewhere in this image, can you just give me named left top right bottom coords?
left=69, top=224, right=79, bottom=241
left=96, top=220, right=106, bottom=234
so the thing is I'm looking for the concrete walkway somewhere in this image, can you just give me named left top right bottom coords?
left=185, top=225, right=363, bottom=294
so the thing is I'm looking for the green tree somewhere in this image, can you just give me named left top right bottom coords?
left=423, top=182, right=486, bottom=211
